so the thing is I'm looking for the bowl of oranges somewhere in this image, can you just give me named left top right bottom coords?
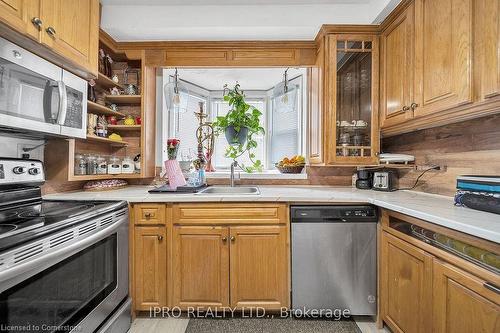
left=275, top=155, right=306, bottom=174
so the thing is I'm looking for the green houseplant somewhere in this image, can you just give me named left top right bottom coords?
left=212, top=83, right=265, bottom=172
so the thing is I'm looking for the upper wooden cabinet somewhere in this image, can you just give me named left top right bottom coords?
left=433, top=260, right=500, bottom=333
left=40, top=0, right=99, bottom=76
left=475, top=0, right=500, bottom=101
left=412, top=0, right=473, bottom=117
left=380, top=2, right=415, bottom=128
left=0, top=0, right=40, bottom=40
left=325, top=34, right=380, bottom=165
left=0, top=0, right=99, bottom=77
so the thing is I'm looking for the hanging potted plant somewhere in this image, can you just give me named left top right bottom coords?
left=212, top=83, right=265, bottom=172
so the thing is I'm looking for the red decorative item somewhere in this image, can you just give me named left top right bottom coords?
left=107, top=116, right=118, bottom=125
left=135, top=116, right=142, bottom=125
left=167, top=138, right=181, bottom=160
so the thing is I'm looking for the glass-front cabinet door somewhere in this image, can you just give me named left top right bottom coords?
left=326, top=34, right=379, bottom=165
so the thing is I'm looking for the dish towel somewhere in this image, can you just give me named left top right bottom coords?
left=164, top=160, right=187, bottom=190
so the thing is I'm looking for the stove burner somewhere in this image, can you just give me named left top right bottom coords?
left=0, top=224, right=18, bottom=234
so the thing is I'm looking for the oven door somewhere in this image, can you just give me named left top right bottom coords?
left=59, top=70, right=87, bottom=139
left=0, top=209, right=128, bottom=333
left=0, top=36, right=63, bottom=136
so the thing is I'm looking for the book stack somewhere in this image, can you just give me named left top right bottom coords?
left=454, top=176, right=500, bottom=215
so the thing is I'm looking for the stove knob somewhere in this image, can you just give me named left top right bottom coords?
left=28, top=167, right=40, bottom=175
left=13, top=166, right=27, bottom=174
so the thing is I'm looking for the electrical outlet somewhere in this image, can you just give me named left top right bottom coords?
left=415, top=164, right=446, bottom=172
left=17, top=144, right=43, bottom=161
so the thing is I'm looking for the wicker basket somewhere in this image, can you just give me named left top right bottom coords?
left=275, top=164, right=305, bottom=174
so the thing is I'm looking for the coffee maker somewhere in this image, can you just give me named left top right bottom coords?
left=356, top=169, right=373, bottom=189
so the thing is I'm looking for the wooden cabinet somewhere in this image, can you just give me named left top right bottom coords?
left=40, top=0, right=99, bottom=76
left=0, top=0, right=98, bottom=77
left=380, top=210, right=500, bottom=333
left=307, top=39, right=325, bottom=165
left=229, top=226, right=288, bottom=310
left=134, top=226, right=167, bottom=310
left=171, top=203, right=290, bottom=310
left=172, top=226, right=230, bottom=309
left=325, top=34, right=380, bottom=165
left=475, top=0, right=500, bottom=101
left=380, top=2, right=415, bottom=128
left=0, top=0, right=40, bottom=39
left=381, top=231, right=433, bottom=333
left=134, top=204, right=166, bottom=225
left=433, top=260, right=500, bottom=333
left=412, top=0, right=473, bottom=117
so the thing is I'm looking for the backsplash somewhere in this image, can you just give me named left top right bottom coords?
left=382, top=114, right=500, bottom=196
left=0, top=134, right=45, bottom=161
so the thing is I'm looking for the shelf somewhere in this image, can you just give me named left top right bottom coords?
left=336, top=146, right=372, bottom=149
left=105, top=95, right=141, bottom=105
left=69, top=173, right=142, bottom=181
left=87, top=101, right=126, bottom=118
left=96, top=72, right=123, bottom=90
left=108, top=125, right=142, bottom=131
left=85, top=135, right=129, bottom=146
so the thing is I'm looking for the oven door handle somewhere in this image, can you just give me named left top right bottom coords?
left=0, top=217, right=125, bottom=289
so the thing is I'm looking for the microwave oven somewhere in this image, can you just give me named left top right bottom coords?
left=0, top=36, right=87, bottom=138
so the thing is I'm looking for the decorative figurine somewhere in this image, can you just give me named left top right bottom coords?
left=194, top=101, right=215, bottom=172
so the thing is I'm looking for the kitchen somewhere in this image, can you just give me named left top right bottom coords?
left=0, top=0, right=499, bottom=333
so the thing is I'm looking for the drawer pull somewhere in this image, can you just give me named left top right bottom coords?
left=144, top=212, right=152, bottom=218
left=484, top=282, right=500, bottom=295
left=157, top=235, right=163, bottom=241
left=31, top=17, right=43, bottom=29
left=46, top=26, right=56, bottom=36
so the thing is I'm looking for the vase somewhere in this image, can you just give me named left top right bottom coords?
left=225, top=126, right=248, bottom=145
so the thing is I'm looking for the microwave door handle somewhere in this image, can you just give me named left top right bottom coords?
left=43, top=80, right=59, bottom=123
left=56, top=80, right=67, bottom=125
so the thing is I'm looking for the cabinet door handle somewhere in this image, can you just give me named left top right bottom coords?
left=402, top=105, right=410, bottom=112
left=31, top=17, right=43, bottom=29
left=222, top=237, right=227, bottom=243
left=484, top=282, right=500, bottom=295
left=410, top=102, right=419, bottom=111
left=46, top=26, right=56, bottom=36
left=157, top=235, right=163, bottom=241
left=230, top=236, right=235, bottom=242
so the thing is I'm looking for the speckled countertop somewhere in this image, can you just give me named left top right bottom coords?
left=44, top=185, right=500, bottom=243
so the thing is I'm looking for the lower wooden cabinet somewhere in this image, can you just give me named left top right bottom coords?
left=172, top=224, right=289, bottom=309
left=381, top=231, right=433, bottom=333
left=380, top=210, right=500, bottom=333
left=229, top=226, right=288, bottom=309
left=134, top=226, right=167, bottom=311
left=172, top=226, right=230, bottom=309
left=433, top=260, right=500, bottom=333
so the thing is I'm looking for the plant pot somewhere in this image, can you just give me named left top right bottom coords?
left=225, top=126, right=248, bottom=145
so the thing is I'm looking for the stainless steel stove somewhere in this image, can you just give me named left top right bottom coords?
left=0, top=158, right=131, bottom=333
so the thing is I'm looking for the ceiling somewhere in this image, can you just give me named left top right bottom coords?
left=100, top=0, right=401, bottom=41
left=165, top=68, right=306, bottom=91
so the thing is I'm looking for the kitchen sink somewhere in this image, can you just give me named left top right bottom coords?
left=197, top=186, right=260, bottom=195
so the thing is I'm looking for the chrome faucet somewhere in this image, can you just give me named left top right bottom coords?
left=230, top=161, right=238, bottom=187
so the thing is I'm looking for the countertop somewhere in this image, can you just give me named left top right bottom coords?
left=44, top=185, right=500, bottom=243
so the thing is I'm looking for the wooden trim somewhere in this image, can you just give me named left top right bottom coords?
left=381, top=98, right=500, bottom=137
left=314, top=24, right=381, bottom=44
left=379, top=0, right=414, bottom=32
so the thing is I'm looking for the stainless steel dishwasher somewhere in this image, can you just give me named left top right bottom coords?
left=291, top=205, right=378, bottom=316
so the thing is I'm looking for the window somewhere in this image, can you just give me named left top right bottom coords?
left=162, top=70, right=305, bottom=173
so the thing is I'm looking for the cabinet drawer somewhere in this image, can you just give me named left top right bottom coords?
left=172, top=203, right=287, bottom=225
left=134, top=204, right=166, bottom=225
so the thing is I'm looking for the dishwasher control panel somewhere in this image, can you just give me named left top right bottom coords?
left=291, top=205, right=378, bottom=223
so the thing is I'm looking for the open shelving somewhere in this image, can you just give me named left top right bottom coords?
left=87, top=101, right=126, bottom=118
left=105, top=94, right=142, bottom=105
left=96, top=72, right=123, bottom=90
